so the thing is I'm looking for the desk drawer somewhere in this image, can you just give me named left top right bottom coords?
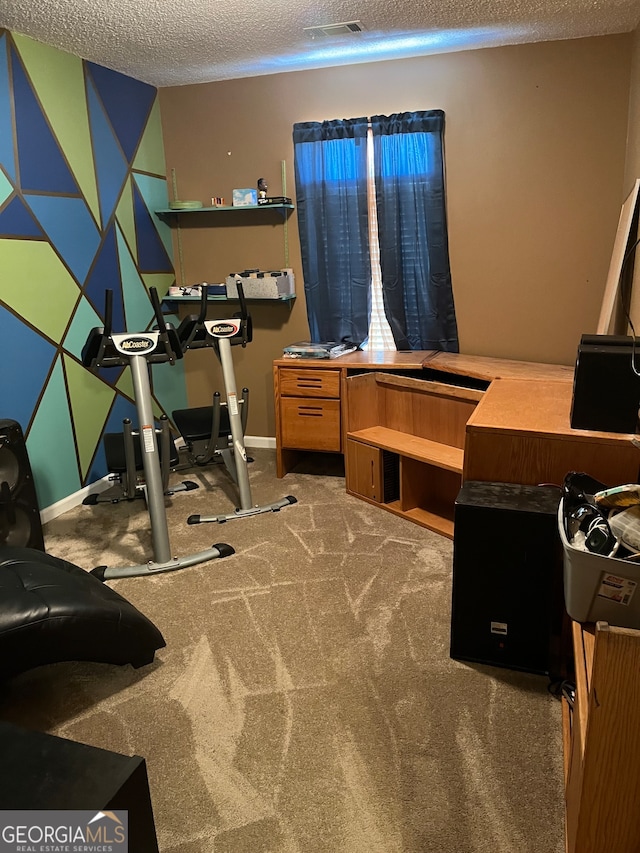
left=280, top=398, right=341, bottom=451
left=280, top=368, right=340, bottom=399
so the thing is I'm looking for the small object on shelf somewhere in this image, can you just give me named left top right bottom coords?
left=283, top=341, right=358, bottom=359
left=232, top=188, right=258, bottom=206
left=211, top=196, right=225, bottom=206
left=258, top=196, right=292, bottom=206
left=169, top=285, right=201, bottom=296
left=257, top=178, right=268, bottom=200
left=169, top=200, right=203, bottom=210
left=168, top=283, right=227, bottom=297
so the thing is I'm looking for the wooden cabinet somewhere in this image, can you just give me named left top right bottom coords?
left=345, top=441, right=386, bottom=501
left=344, top=372, right=482, bottom=538
left=274, top=365, right=342, bottom=473
left=564, top=621, right=640, bottom=852
left=273, top=352, right=429, bottom=478
left=280, top=397, right=341, bottom=451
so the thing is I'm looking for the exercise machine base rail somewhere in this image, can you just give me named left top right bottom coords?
left=91, top=543, right=235, bottom=581
left=187, top=494, right=297, bottom=525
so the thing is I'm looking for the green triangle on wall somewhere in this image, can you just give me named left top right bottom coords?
left=116, top=176, right=137, bottom=264
left=116, top=369, right=135, bottom=401
left=64, top=354, right=115, bottom=479
left=142, top=273, right=175, bottom=299
left=132, top=98, right=167, bottom=177
left=0, top=240, right=80, bottom=343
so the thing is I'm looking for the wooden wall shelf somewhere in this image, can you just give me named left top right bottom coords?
left=155, top=203, right=294, bottom=220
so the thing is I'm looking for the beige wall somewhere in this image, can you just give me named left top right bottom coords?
left=624, top=26, right=640, bottom=328
left=160, top=34, right=632, bottom=438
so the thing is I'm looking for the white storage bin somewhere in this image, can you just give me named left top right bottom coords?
left=226, top=270, right=295, bottom=299
left=559, top=499, right=640, bottom=628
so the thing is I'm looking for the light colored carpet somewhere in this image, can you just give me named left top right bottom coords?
left=0, top=449, right=565, bottom=853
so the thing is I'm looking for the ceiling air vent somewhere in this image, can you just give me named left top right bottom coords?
left=304, top=21, right=364, bottom=39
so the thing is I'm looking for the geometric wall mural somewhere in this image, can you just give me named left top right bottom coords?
left=0, top=30, right=186, bottom=510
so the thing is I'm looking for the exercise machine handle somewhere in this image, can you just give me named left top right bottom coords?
left=197, top=284, right=209, bottom=324
left=150, top=286, right=167, bottom=334
left=104, top=288, right=113, bottom=337
left=235, top=280, right=250, bottom=347
left=150, top=286, right=180, bottom=365
left=81, top=288, right=113, bottom=367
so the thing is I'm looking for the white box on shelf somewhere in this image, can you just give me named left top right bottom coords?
left=232, top=188, right=258, bottom=206
left=226, top=270, right=295, bottom=299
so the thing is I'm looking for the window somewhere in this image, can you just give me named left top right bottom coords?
left=293, top=110, right=458, bottom=352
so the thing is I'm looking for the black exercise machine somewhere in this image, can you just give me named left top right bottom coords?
left=81, top=287, right=234, bottom=579
left=83, top=414, right=197, bottom=505
left=172, top=283, right=296, bottom=524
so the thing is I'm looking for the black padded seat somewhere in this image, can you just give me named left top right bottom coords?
left=103, top=431, right=180, bottom=473
left=173, top=405, right=231, bottom=443
left=0, top=547, right=165, bottom=680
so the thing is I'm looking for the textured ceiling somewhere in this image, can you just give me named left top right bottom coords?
left=1, top=0, right=639, bottom=87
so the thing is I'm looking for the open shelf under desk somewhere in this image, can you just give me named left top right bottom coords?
left=347, top=426, right=464, bottom=473
left=386, top=501, right=455, bottom=538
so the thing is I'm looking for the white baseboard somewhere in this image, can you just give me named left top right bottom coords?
left=244, top=435, right=276, bottom=449
left=40, top=475, right=113, bottom=524
left=40, top=436, right=276, bottom=523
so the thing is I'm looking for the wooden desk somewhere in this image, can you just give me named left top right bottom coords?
left=427, top=351, right=575, bottom=382
left=273, top=352, right=639, bottom=537
left=273, top=351, right=431, bottom=479
left=464, top=378, right=639, bottom=489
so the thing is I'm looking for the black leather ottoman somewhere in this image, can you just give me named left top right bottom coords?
left=0, top=546, right=165, bottom=680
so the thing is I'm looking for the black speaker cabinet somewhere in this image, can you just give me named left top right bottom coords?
left=0, top=721, right=159, bottom=853
left=0, top=419, right=45, bottom=551
left=570, top=334, right=640, bottom=433
left=450, top=481, right=566, bottom=677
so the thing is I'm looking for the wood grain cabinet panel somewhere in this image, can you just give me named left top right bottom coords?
left=564, top=622, right=640, bottom=853
left=279, top=368, right=340, bottom=399
left=280, top=398, right=341, bottom=451
left=345, top=439, right=383, bottom=501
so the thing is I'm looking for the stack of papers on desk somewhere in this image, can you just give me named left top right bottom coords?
left=283, top=341, right=359, bottom=359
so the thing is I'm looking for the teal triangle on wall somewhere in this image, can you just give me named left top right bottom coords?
left=117, top=225, right=155, bottom=332
left=26, top=355, right=81, bottom=507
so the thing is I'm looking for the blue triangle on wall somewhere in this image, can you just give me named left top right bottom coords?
left=0, top=304, right=56, bottom=431
left=11, top=46, right=79, bottom=195
left=133, top=182, right=173, bottom=272
left=87, top=78, right=129, bottom=230
left=0, top=194, right=44, bottom=238
left=0, top=34, right=16, bottom=182
left=86, top=62, right=156, bottom=164
left=25, top=194, right=100, bottom=284
left=84, top=224, right=126, bottom=332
